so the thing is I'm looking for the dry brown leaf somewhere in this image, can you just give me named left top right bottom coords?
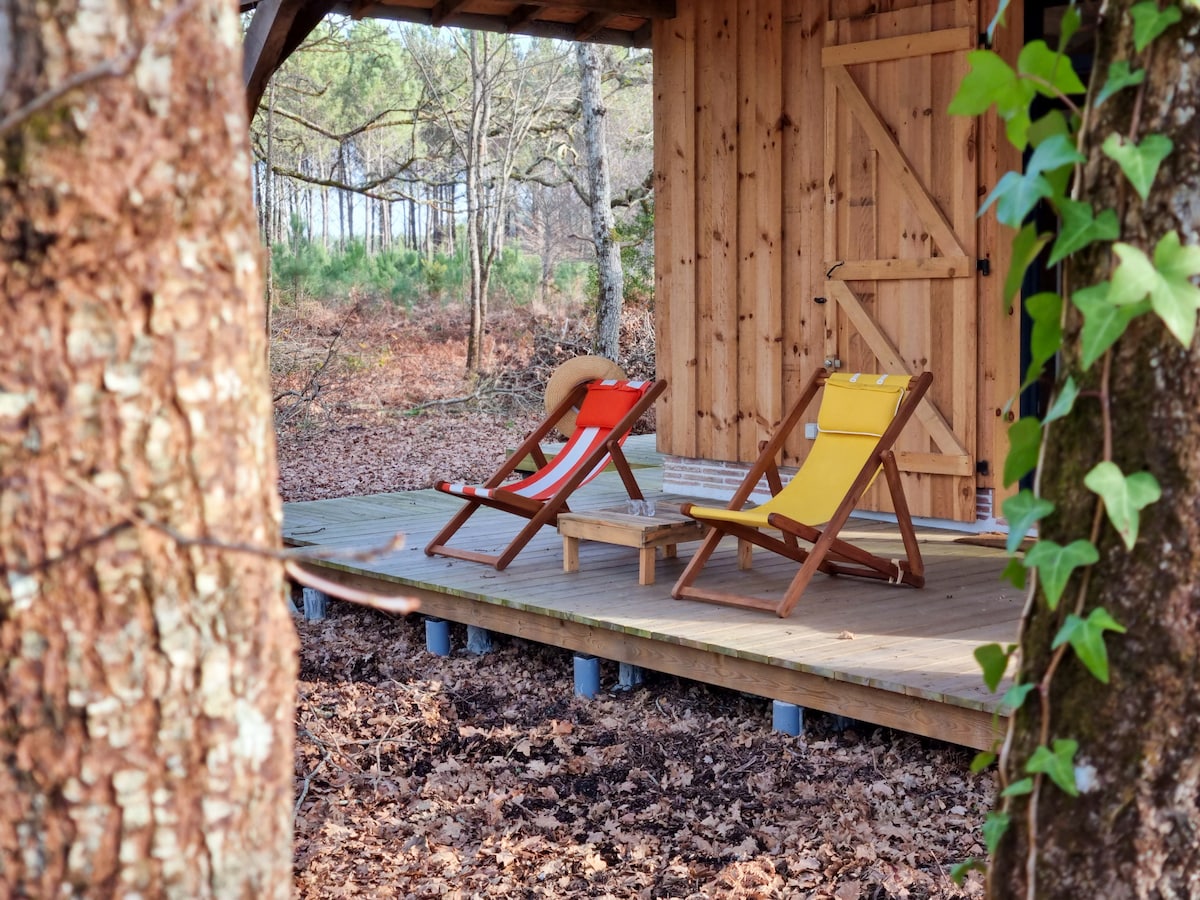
left=282, top=306, right=990, bottom=900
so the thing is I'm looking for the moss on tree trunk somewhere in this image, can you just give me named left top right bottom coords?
left=991, top=5, right=1200, bottom=897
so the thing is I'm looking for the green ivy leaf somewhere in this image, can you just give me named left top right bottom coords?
left=1005, top=112, right=1034, bottom=150
left=949, top=50, right=1022, bottom=116
left=981, top=170, right=1053, bottom=227
left=1001, top=776, right=1035, bottom=797
left=1052, top=608, right=1127, bottom=683
left=1130, top=0, right=1182, bottom=52
left=951, top=859, right=986, bottom=885
left=971, top=751, right=997, bottom=773
left=1023, top=539, right=1099, bottom=609
left=1004, top=417, right=1042, bottom=487
left=983, top=811, right=1011, bottom=854
left=987, top=0, right=1012, bottom=39
left=1083, top=461, right=1162, bottom=550
left=1102, top=133, right=1173, bottom=201
left=1109, top=233, right=1200, bottom=347
left=1042, top=375, right=1078, bottom=424
left=1001, top=490, right=1055, bottom=554
left=949, top=50, right=1036, bottom=147
left=1027, top=132, right=1088, bottom=176
left=1057, top=4, right=1082, bottom=51
left=1048, top=199, right=1120, bottom=266
left=1023, top=292, right=1063, bottom=389
left=1005, top=223, right=1052, bottom=310
left=1028, top=109, right=1070, bottom=146
left=984, top=135, right=1088, bottom=225
left=975, top=642, right=1013, bottom=692
left=1029, top=112, right=1074, bottom=197
left=1095, top=60, right=1145, bottom=107
left=1072, top=281, right=1147, bottom=370
left=1002, top=556, right=1028, bottom=588
left=1026, top=739, right=1080, bottom=796
left=1017, top=40, right=1088, bottom=97
left=1001, top=682, right=1037, bottom=711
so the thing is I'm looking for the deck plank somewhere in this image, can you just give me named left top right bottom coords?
left=283, top=444, right=1018, bottom=749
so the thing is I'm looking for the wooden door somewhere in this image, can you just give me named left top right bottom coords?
left=822, top=0, right=979, bottom=521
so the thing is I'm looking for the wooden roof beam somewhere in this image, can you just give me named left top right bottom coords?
left=243, top=0, right=337, bottom=115
left=574, top=10, right=616, bottom=42
left=540, top=0, right=674, bottom=17
left=342, top=3, right=658, bottom=47
left=505, top=4, right=543, bottom=31
left=431, top=0, right=472, bottom=26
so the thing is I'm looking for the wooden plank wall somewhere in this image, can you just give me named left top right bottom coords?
left=655, top=0, right=788, bottom=468
left=823, top=0, right=979, bottom=521
left=654, top=4, right=697, bottom=458
left=976, top=0, right=1024, bottom=510
left=654, top=0, right=1021, bottom=522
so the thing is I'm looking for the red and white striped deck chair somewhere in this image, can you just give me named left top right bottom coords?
left=425, top=377, right=667, bottom=570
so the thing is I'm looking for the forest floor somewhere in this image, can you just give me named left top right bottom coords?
left=271, top=298, right=992, bottom=899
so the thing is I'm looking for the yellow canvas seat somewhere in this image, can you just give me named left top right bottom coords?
left=672, top=369, right=933, bottom=618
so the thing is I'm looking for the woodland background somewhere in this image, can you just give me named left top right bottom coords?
left=252, top=18, right=655, bottom=327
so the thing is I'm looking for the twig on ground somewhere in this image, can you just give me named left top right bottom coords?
left=294, top=749, right=332, bottom=821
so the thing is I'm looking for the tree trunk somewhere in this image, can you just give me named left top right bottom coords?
left=990, top=7, right=1200, bottom=898
left=535, top=188, right=553, bottom=306
left=577, top=42, right=624, bottom=361
left=464, top=31, right=491, bottom=375
left=265, top=77, right=276, bottom=326
left=0, top=2, right=296, bottom=896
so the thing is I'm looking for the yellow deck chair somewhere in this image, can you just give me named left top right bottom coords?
left=672, top=368, right=933, bottom=618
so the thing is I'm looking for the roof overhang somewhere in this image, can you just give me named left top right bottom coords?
left=243, top=0, right=672, bottom=114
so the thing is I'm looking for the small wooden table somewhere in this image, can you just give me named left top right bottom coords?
left=557, top=505, right=707, bottom=585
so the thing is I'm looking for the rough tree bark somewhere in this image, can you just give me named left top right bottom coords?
left=464, top=29, right=492, bottom=375
left=991, top=7, right=1200, bottom=899
left=577, top=41, right=624, bottom=362
left=0, top=1, right=296, bottom=896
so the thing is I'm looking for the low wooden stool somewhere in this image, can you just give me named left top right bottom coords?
left=557, top=505, right=706, bottom=585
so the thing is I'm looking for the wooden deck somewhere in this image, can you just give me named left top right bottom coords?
left=282, top=436, right=1021, bottom=750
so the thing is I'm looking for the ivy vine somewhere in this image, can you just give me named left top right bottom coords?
left=943, top=0, right=1199, bottom=888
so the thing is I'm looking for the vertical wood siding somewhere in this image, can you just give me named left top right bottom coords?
left=654, top=0, right=1017, bottom=522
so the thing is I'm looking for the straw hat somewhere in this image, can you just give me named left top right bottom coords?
left=545, top=355, right=625, bottom=436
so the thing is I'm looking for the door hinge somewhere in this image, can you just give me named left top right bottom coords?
left=823, top=357, right=843, bottom=370
left=977, top=258, right=991, bottom=277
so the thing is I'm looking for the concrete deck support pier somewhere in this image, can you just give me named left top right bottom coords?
left=426, top=618, right=451, bottom=656
left=772, top=700, right=804, bottom=736
left=574, top=654, right=601, bottom=698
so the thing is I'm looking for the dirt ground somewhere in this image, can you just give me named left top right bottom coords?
left=272, top=300, right=992, bottom=899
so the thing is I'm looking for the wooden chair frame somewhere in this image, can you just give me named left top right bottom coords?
left=425, top=378, right=667, bottom=571
left=672, top=368, right=933, bottom=618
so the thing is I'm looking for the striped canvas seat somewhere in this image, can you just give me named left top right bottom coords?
left=426, top=376, right=667, bottom=571
left=672, top=369, right=932, bottom=619
left=436, top=380, right=646, bottom=504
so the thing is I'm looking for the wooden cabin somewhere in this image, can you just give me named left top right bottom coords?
left=651, top=0, right=1026, bottom=527
left=245, top=0, right=1038, bottom=528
